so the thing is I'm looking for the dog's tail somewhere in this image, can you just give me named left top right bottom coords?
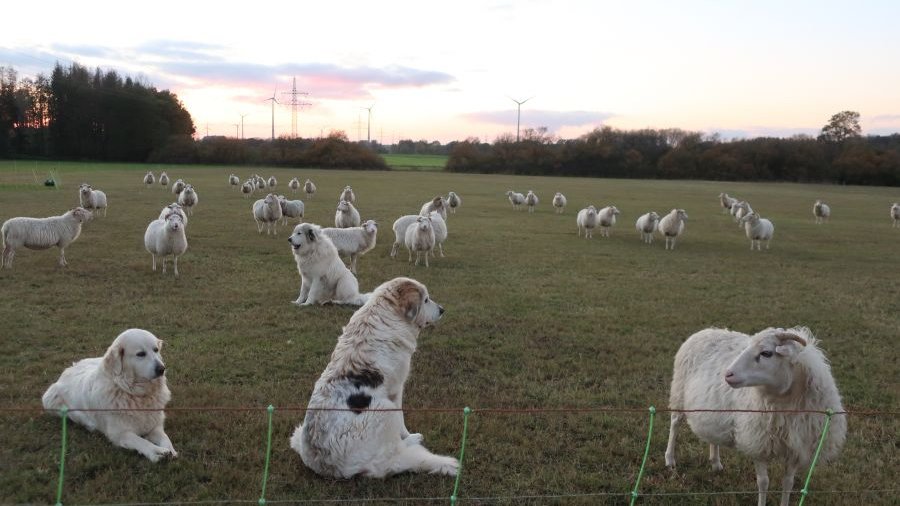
left=289, top=424, right=304, bottom=454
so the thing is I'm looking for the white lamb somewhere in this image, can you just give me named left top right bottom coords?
left=740, top=212, right=775, bottom=251
left=525, top=190, right=539, bottom=213
left=171, top=179, right=186, bottom=195
left=507, top=191, right=525, bottom=210
left=143, top=172, right=155, bottom=187
left=158, top=203, right=187, bottom=224
left=340, top=186, right=356, bottom=204
left=813, top=200, right=830, bottom=224
left=144, top=213, right=188, bottom=277
left=304, top=179, right=317, bottom=199
left=404, top=215, right=435, bottom=267
left=420, top=196, right=448, bottom=220
left=719, top=192, right=738, bottom=213
left=552, top=192, right=567, bottom=214
left=268, top=176, right=277, bottom=189
left=597, top=205, right=620, bottom=237
left=658, top=208, right=688, bottom=250
left=576, top=206, right=599, bottom=239
left=278, top=195, right=305, bottom=225
left=334, top=200, right=361, bottom=229
left=79, top=184, right=108, bottom=217
left=252, top=193, right=284, bottom=235
left=177, top=185, right=198, bottom=216
left=665, top=326, right=846, bottom=506
left=241, top=181, right=253, bottom=198
left=447, top=191, right=461, bottom=214
left=159, top=172, right=169, bottom=187
left=322, top=220, right=378, bottom=274
left=229, top=174, right=240, bottom=188
left=2, top=207, right=92, bottom=268
left=891, top=203, right=900, bottom=227
left=635, top=211, right=660, bottom=244
left=288, top=178, right=300, bottom=193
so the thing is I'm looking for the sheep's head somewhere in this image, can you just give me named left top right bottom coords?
left=80, top=185, right=92, bottom=195
left=609, top=206, right=620, bottom=216
left=431, top=196, right=444, bottom=208
left=648, top=211, right=660, bottom=221
left=337, top=200, right=350, bottom=212
left=416, top=216, right=432, bottom=231
left=676, top=209, right=688, bottom=221
left=363, top=220, right=378, bottom=234
left=264, top=193, right=278, bottom=206
left=289, top=223, right=320, bottom=251
left=724, top=328, right=809, bottom=394
left=586, top=206, right=597, bottom=216
left=165, top=213, right=184, bottom=231
left=740, top=212, right=760, bottom=224
left=70, top=207, right=93, bottom=222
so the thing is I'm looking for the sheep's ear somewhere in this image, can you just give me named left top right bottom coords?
left=103, top=344, right=125, bottom=376
left=775, top=332, right=806, bottom=357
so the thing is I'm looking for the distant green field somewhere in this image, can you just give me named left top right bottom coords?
left=0, top=161, right=897, bottom=505
left=383, top=154, right=447, bottom=171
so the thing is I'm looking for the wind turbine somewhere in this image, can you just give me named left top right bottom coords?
left=240, top=113, right=249, bottom=140
left=263, top=88, right=278, bottom=141
left=508, top=96, right=534, bottom=142
left=361, top=103, right=375, bottom=144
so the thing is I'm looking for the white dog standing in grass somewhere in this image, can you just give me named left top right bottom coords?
left=291, top=277, right=458, bottom=478
left=41, top=329, right=176, bottom=462
left=288, top=223, right=369, bottom=306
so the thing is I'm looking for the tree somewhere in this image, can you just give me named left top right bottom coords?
left=818, top=110, right=861, bottom=143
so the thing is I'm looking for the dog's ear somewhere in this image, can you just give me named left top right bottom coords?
left=103, top=343, right=125, bottom=376
left=156, top=339, right=164, bottom=352
left=394, top=280, right=424, bottom=321
left=305, top=227, right=316, bottom=242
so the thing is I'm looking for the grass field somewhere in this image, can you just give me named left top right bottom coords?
left=382, top=154, right=447, bottom=171
left=0, top=160, right=898, bottom=505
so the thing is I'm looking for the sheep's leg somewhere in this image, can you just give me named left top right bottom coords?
left=161, top=257, right=167, bottom=274
left=664, top=412, right=682, bottom=468
left=256, top=220, right=263, bottom=233
left=151, top=255, right=157, bottom=271
left=438, top=243, right=445, bottom=257
left=391, top=242, right=399, bottom=258
left=424, top=250, right=430, bottom=268
left=173, top=256, right=179, bottom=277
left=407, top=247, right=412, bottom=263
left=754, top=461, right=769, bottom=506
left=779, top=463, right=798, bottom=506
left=58, top=248, right=67, bottom=267
left=3, top=247, right=13, bottom=268
left=414, top=251, right=420, bottom=266
left=709, top=444, right=723, bottom=471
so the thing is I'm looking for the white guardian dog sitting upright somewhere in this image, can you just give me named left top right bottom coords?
left=290, top=277, right=459, bottom=478
left=42, top=329, right=176, bottom=462
left=288, top=223, right=369, bottom=306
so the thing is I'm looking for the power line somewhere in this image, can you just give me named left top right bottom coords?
left=281, top=76, right=310, bottom=139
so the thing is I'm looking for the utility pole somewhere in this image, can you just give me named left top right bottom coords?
left=281, top=76, right=311, bottom=138
left=509, top=96, right=534, bottom=142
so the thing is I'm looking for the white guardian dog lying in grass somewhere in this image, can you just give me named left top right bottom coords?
left=290, top=277, right=458, bottom=478
left=288, top=223, right=369, bottom=306
left=41, top=329, right=176, bottom=462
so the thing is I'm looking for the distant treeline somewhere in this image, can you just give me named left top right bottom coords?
left=0, top=64, right=387, bottom=170
left=447, top=126, right=900, bottom=186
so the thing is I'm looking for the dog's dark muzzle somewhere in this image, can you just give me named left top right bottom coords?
left=154, top=363, right=166, bottom=378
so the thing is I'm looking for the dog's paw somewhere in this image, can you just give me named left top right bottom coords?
left=430, top=456, right=459, bottom=477
left=404, top=433, right=424, bottom=446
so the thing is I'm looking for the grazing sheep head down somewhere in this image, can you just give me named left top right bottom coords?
left=724, top=329, right=808, bottom=394
left=289, top=223, right=319, bottom=251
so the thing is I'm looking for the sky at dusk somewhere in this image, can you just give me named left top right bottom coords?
left=2, top=0, right=899, bottom=143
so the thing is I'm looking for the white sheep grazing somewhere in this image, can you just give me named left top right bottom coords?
left=507, top=190, right=525, bottom=210
left=891, top=203, right=900, bottom=227
left=576, top=206, right=599, bottom=238
left=635, top=211, right=660, bottom=244
left=78, top=184, right=108, bottom=217
left=322, top=219, right=378, bottom=274
left=177, top=185, right=198, bottom=216
left=278, top=195, right=305, bottom=225
left=552, top=192, right=567, bottom=214
left=159, top=172, right=169, bottom=187
left=304, top=179, right=317, bottom=199
left=658, top=208, right=688, bottom=250
left=740, top=212, right=775, bottom=251
left=597, top=205, right=620, bottom=237
left=420, top=196, right=448, bottom=220
left=288, top=177, right=300, bottom=193
left=268, top=176, right=277, bottom=189
left=159, top=203, right=187, bottom=224
left=334, top=200, right=361, bottom=229
left=256, top=176, right=267, bottom=190
left=404, top=215, right=435, bottom=267
left=143, top=172, right=155, bottom=187
left=172, top=179, right=186, bottom=195
left=525, top=190, right=539, bottom=213
left=2, top=207, right=92, bottom=268
left=731, top=201, right=753, bottom=224
left=241, top=181, right=253, bottom=198
left=447, top=191, right=461, bottom=214
left=144, top=212, right=188, bottom=276
left=340, top=186, right=356, bottom=204
left=719, top=192, right=738, bottom=213
left=428, top=211, right=448, bottom=258
left=665, top=327, right=846, bottom=506
left=813, top=200, right=830, bottom=224
left=229, top=174, right=240, bottom=188
left=252, top=193, right=283, bottom=235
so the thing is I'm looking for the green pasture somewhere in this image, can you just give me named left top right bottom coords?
left=0, top=160, right=897, bottom=505
left=382, top=154, right=447, bottom=171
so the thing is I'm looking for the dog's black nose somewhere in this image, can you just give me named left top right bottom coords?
left=438, top=305, right=445, bottom=315
left=155, top=364, right=166, bottom=377
left=287, top=238, right=292, bottom=243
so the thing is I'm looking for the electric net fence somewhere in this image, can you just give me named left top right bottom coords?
left=1, top=404, right=897, bottom=505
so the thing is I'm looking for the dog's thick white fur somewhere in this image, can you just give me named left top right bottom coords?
left=41, top=329, right=176, bottom=462
left=290, top=277, right=458, bottom=478
left=288, top=223, right=369, bottom=306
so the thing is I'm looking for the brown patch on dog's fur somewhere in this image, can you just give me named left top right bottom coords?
left=391, top=279, right=424, bottom=321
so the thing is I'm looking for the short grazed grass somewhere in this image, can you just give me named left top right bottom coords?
left=0, top=161, right=897, bottom=505
left=382, top=154, right=447, bottom=171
